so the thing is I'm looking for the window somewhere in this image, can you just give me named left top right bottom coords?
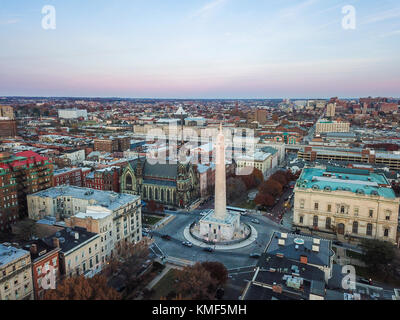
left=340, top=206, right=345, bottom=214
left=385, top=211, right=391, bottom=221
left=300, top=200, right=305, bottom=209
left=313, top=216, right=318, bottom=228
left=326, top=217, right=331, bottom=229
left=352, top=221, right=358, bottom=234
left=384, top=228, right=389, bottom=237
left=367, top=224, right=373, bottom=236
left=369, top=210, right=373, bottom=218
left=327, top=204, right=331, bottom=213
left=354, top=207, right=359, bottom=216
left=314, top=203, right=319, bottom=210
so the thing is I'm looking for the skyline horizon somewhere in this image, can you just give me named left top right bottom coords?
left=1, top=0, right=400, bottom=98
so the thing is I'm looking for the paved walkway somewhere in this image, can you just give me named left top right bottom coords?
left=183, top=225, right=258, bottom=250
left=145, top=264, right=173, bottom=290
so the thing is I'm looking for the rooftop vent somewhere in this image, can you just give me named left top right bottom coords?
left=312, top=245, right=320, bottom=252
left=278, top=239, right=286, bottom=246
left=313, top=238, right=321, bottom=245
left=281, top=233, right=288, bottom=239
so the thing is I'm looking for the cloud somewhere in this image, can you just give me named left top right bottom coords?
left=0, top=19, right=20, bottom=25
left=279, top=0, right=319, bottom=18
left=379, top=30, right=400, bottom=38
left=363, top=7, right=400, bottom=24
left=192, top=0, right=228, bottom=19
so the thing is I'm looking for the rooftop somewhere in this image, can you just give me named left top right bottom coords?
left=30, top=186, right=140, bottom=211
left=267, top=232, right=333, bottom=267
left=297, top=166, right=396, bottom=199
left=0, top=244, right=29, bottom=267
left=42, top=226, right=99, bottom=254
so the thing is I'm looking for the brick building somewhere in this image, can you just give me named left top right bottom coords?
left=94, top=136, right=130, bottom=153
left=0, top=151, right=53, bottom=230
left=84, top=167, right=121, bottom=192
left=52, top=168, right=83, bottom=187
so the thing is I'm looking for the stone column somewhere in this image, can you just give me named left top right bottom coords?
left=214, top=124, right=227, bottom=220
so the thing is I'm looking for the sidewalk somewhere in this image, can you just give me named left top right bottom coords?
left=145, top=265, right=173, bottom=290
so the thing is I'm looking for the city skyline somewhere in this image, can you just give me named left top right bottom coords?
left=1, top=0, right=400, bottom=98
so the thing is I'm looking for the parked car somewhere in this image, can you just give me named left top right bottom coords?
left=359, top=278, right=373, bottom=285
left=203, top=247, right=214, bottom=252
left=251, top=219, right=260, bottom=224
left=182, top=241, right=193, bottom=247
left=161, top=235, right=172, bottom=240
left=333, top=240, right=343, bottom=246
left=249, top=253, right=261, bottom=259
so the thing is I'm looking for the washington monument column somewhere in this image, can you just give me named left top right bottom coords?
left=214, top=123, right=227, bottom=220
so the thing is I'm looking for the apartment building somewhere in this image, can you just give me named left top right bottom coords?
left=0, top=244, right=34, bottom=300
left=0, top=151, right=53, bottom=230
left=293, top=166, right=400, bottom=243
left=27, top=186, right=142, bottom=245
left=65, top=206, right=114, bottom=263
left=42, top=227, right=102, bottom=278
left=316, top=120, right=350, bottom=134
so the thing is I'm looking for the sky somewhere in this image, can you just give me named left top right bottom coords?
left=0, top=0, right=399, bottom=99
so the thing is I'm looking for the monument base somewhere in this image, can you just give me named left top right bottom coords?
left=198, top=210, right=242, bottom=242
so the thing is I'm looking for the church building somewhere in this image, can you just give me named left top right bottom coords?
left=120, top=158, right=200, bottom=208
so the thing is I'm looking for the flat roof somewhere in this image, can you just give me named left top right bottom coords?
left=30, top=186, right=140, bottom=211
left=0, top=244, right=29, bottom=267
left=298, top=167, right=396, bottom=199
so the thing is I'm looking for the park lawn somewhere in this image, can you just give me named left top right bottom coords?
left=151, top=269, right=178, bottom=300
left=236, top=200, right=256, bottom=210
left=143, top=215, right=163, bottom=226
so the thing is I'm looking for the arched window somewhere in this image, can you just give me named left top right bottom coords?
left=352, top=221, right=358, bottom=234
left=313, top=216, right=318, bottom=227
left=143, top=187, right=147, bottom=198
left=326, top=217, right=331, bottom=229
left=299, top=216, right=304, bottom=224
left=126, top=174, right=133, bottom=190
left=155, top=188, right=159, bottom=200
left=167, top=190, right=171, bottom=203
left=161, top=189, right=165, bottom=202
left=149, top=188, right=153, bottom=199
left=366, top=223, right=373, bottom=236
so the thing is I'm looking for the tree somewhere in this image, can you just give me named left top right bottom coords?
left=254, top=192, right=275, bottom=207
left=201, top=262, right=228, bottom=286
left=226, top=177, right=247, bottom=204
left=270, top=172, right=288, bottom=186
left=240, top=168, right=264, bottom=190
left=43, top=275, right=121, bottom=300
left=258, top=179, right=283, bottom=197
left=174, top=263, right=218, bottom=300
left=147, top=200, right=157, bottom=213
left=360, top=239, right=395, bottom=274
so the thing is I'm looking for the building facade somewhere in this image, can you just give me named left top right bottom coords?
left=293, top=166, right=400, bottom=243
left=120, top=158, right=200, bottom=208
left=0, top=244, right=34, bottom=300
left=27, top=186, right=142, bottom=245
left=316, top=120, right=350, bottom=134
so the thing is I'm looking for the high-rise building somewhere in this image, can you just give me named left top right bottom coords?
left=0, top=105, right=15, bottom=119
left=0, top=151, right=53, bottom=231
left=0, top=105, right=17, bottom=138
left=326, top=103, right=336, bottom=118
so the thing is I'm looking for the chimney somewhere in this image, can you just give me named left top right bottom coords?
left=300, top=255, right=308, bottom=264
left=30, top=244, right=38, bottom=255
left=272, top=285, right=283, bottom=294
left=53, top=237, right=60, bottom=248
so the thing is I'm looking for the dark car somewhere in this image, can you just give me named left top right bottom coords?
left=359, top=278, right=373, bottom=285
left=203, top=247, right=214, bottom=252
left=249, top=253, right=261, bottom=259
left=161, top=235, right=172, bottom=240
left=333, top=240, right=343, bottom=246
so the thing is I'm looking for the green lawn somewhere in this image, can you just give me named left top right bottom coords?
left=142, top=215, right=163, bottom=226
left=151, top=269, right=178, bottom=300
left=235, top=200, right=256, bottom=210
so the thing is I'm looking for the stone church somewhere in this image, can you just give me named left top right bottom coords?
left=120, top=158, right=200, bottom=208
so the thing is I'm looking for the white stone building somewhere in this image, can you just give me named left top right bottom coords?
left=293, top=166, right=400, bottom=243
